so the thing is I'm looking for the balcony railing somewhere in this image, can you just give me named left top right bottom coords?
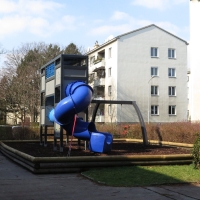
left=92, top=59, right=105, bottom=72
left=93, top=97, right=105, bottom=100
left=94, top=78, right=105, bottom=87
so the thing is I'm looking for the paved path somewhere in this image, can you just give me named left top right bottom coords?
left=0, top=152, right=200, bottom=200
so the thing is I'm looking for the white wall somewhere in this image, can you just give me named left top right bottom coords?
left=190, top=0, right=200, bottom=121
left=117, top=26, right=188, bottom=123
left=104, top=42, right=118, bottom=122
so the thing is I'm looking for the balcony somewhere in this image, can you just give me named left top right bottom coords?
left=93, top=59, right=105, bottom=72
left=94, top=78, right=105, bottom=87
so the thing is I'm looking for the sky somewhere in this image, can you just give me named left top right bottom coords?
left=0, top=0, right=189, bottom=67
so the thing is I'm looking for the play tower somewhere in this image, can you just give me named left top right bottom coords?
left=40, top=54, right=88, bottom=151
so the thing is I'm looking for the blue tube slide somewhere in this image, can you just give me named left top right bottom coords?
left=49, top=81, right=113, bottom=153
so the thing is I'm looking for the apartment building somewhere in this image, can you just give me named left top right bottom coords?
left=87, top=24, right=188, bottom=123
left=189, top=0, right=200, bottom=121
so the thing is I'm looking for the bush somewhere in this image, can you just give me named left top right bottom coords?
left=0, top=126, right=13, bottom=140
left=3, top=121, right=199, bottom=143
left=95, top=122, right=200, bottom=144
left=144, top=122, right=199, bottom=143
left=30, top=122, right=39, bottom=127
left=96, top=123, right=142, bottom=139
left=122, top=124, right=142, bottom=139
left=12, top=126, right=40, bottom=140
left=192, top=134, right=200, bottom=169
left=96, top=123, right=122, bottom=137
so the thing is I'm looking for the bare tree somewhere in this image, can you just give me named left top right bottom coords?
left=0, top=42, right=85, bottom=125
left=19, top=43, right=64, bottom=122
left=4, top=42, right=63, bottom=124
left=0, top=66, right=18, bottom=124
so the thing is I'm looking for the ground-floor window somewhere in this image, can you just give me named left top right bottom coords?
left=151, top=105, right=159, bottom=115
left=169, top=105, right=176, bottom=115
left=108, top=104, right=112, bottom=115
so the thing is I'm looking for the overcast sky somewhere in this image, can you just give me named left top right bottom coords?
left=0, top=0, right=189, bottom=66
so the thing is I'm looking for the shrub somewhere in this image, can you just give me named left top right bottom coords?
left=12, top=126, right=40, bottom=140
left=192, top=134, right=200, bottom=169
left=156, top=122, right=199, bottom=143
left=0, top=126, right=13, bottom=140
left=96, top=123, right=122, bottom=137
left=30, top=122, right=39, bottom=127
left=123, top=124, right=143, bottom=139
left=96, top=123, right=142, bottom=139
left=95, top=121, right=200, bottom=144
left=6, top=121, right=199, bottom=142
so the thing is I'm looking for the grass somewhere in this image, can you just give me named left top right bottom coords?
left=82, top=165, right=200, bottom=187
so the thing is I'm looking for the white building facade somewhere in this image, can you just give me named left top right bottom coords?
left=189, top=0, right=200, bottom=121
left=87, top=24, right=188, bottom=123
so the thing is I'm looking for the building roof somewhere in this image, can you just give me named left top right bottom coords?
left=86, top=24, right=188, bottom=55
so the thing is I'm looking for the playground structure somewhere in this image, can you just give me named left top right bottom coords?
left=40, top=54, right=148, bottom=153
left=40, top=54, right=89, bottom=152
left=48, top=80, right=113, bottom=153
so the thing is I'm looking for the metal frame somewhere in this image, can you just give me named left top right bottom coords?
left=91, top=100, right=148, bottom=146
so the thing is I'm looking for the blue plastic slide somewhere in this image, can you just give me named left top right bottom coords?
left=49, top=81, right=113, bottom=153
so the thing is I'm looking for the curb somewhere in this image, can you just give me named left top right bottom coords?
left=0, top=140, right=193, bottom=174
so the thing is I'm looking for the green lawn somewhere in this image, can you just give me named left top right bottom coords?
left=81, top=165, right=200, bottom=187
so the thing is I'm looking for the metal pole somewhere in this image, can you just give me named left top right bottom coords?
left=132, top=101, right=148, bottom=145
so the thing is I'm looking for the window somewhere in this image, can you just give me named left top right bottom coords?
left=151, top=86, right=158, bottom=95
left=108, top=105, right=111, bottom=115
left=108, top=47, right=112, bottom=58
left=45, top=63, right=55, bottom=79
left=168, top=68, right=176, bottom=77
left=108, top=85, right=112, bottom=96
left=108, top=67, right=111, bottom=77
left=168, top=48, right=176, bottom=59
left=151, top=67, right=158, bottom=76
left=151, top=105, right=159, bottom=115
left=169, top=105, right=176, bottom=115
left=151, top=47, right=158, bottom=57
left=169, top=86, right=176, bottom=96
